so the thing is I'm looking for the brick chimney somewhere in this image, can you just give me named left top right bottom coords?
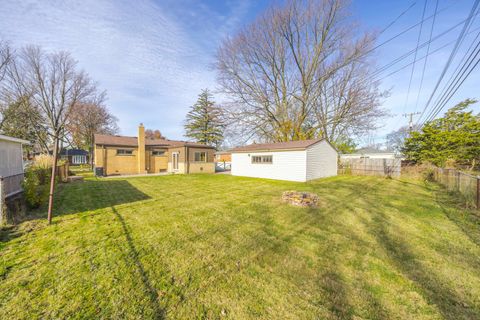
left=138, top=123, right=146, bottom=174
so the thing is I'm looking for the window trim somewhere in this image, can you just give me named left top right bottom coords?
left=152, top=150, right=166, bottom=156
left=116, top=149, right=134, bottom=156
left=251, top=155, right=273, bottom=164
left=194, top=151, right=207, bottom=162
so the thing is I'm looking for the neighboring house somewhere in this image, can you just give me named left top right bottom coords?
left=0, top=134, right=29, bottom=197
left=60, top=148, right=89, bottom=165
left=230, top=139, right=338, bottom=182
left=94, top=124, right=215, bottom=176
left=215, top=151, right=231, bottom=162
left=340, top=147, right=402, bottom=160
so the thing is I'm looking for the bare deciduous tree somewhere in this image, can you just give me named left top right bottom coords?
left=145, top=129, right=166, bottom=140
left=13, top=46, right=97, bottom=223
left=66, top=92, right=119, bottom=169
left=0, top=40, right=12, bottom=82
left=215, top=0, right=387, bottom=144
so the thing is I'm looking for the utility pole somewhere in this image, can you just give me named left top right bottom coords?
left=403, top=112, right=421, bottom=132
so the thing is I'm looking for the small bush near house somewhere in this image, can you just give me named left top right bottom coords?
left=422, top=167, right=435, bottom=182
left=22, top=167, right=51, bottom=209
left=22, top=155, right=66, bottom=209
left=32, top=154, right=53, bottom=169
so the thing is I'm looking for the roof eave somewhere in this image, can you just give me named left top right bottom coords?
left=230, top=147, right=308, bottom=153
left=0, top=134, right=30, bottom=144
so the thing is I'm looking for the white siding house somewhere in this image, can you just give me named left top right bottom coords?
left=231, top=139, right=337, bottom=182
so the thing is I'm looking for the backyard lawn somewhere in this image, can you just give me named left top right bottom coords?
left=1, top=173, right=480, bottom=319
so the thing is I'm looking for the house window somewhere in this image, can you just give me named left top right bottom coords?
left=72, top=155, right=86, bottom=164
left=252, top=155, right=272, bottom=164
left=152, top=150, right=165, bottom=156
left=117, top=149, right=133, bottom=155
left=194, top=151, right=207, bottom=162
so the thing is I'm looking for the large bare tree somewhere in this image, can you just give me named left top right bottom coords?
left=216, top=0, right=387, bottom=144
left=66, top=93, right=118, bottom=169
left=0, top=41, right=12, bottom=82
left=11, top=46, right=97, bottom=223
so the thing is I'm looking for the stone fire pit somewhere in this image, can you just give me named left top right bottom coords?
left=282, top=191, right=319, bottom=208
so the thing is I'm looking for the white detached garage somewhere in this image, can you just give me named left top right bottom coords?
left=230, top=139, right=338, bottom=182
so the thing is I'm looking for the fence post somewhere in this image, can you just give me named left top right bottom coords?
left=0, top=176, right=5, bottom=225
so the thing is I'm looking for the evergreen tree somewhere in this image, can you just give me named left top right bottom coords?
left=403, top=99, right=480, bottom=169
left=184, top=89, right=224, bottom=148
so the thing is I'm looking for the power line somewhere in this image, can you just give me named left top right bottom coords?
left=421, top=31, right=480, bottom=125
left=367, top=2, right=456, bottom=55
left=379, top=1, right=417, bottom=36
left=375, top=25, right=480, bottom=82
left=414, top=0, right=439, bottom=112
left=423, top=57, right=480, bottom=124
left=427, top=30, right=480, bottom=119
left=417, top=0, right=480, bottom=125
left=372, top=16, right=474, bottom=78
left=403, top=0, right=429, bottom=113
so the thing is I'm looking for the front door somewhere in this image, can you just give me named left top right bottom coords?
left=172, top=152, right=179, bottom=171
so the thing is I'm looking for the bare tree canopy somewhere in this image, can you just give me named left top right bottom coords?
left=145, top=129, right=166, bottom=140
left=215, top=0, right=387, bottom=144
left=0, top=40, right=12, bottom=82
left=4, top=46, right=99, bottom=223
left=67, top=94, right=119, bottom=167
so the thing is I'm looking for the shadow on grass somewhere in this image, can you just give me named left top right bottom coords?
left=430, top=184, right=480, bottom=247
left=0, top=225, right=23, bottom=250
left=111, top=206, right=165, bottom=319
left=364, top=195, right=480, bottom=319
left=1, top=179, right=150, bottom=249
left=55, top=179, right=150, bottom=215
left=310, top=180, right=390, bottom=319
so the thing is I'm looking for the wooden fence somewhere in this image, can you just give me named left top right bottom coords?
left=340, top=161, right=480, bottom=210
left=339, top=158, right=402, bottom=178
left=432, top=167, right=480, bottom=209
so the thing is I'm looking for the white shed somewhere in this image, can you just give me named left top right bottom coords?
left=0, top=134, right=29, bottom=197
left=230, top=139, right=337, bottom=182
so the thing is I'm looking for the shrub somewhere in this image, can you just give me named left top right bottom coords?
left=33, top=154, right=53, bottom=169
left=22, top=167, right=52, bottom=209
left=422, top=167, right=435, bottom=182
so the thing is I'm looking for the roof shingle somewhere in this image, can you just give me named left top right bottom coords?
left=229, top=139, right=324, bottom=152
left=94, top=134, right=215, bottom=149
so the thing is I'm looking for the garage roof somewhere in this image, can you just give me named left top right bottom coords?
left=0, top=134, right=30, bottom=144
left=229, top=139, right=325, bottom=153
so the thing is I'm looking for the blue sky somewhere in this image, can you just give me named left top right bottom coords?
left=0, top=0, right=478, bottom=144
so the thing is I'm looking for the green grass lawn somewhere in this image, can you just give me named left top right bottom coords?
left=1, top=174, right=480, bottom=319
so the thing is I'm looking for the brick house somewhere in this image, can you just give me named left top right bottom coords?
left=94, top=124, right=215, bottom=176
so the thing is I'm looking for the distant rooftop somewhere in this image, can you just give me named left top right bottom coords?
left=94, top=134, right=215, bottom=149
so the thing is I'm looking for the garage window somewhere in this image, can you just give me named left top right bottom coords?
left=194, top=151, right=207, bottom=162
left=252, top=155, right=272, bottom=164
left=152, top=150, right=165, bottom=156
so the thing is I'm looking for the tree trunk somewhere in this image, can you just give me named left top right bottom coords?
left=47, top=136, right=59, bottom=224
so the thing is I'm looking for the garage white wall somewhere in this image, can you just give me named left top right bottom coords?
left=0, top=140, right=24, bottom=177
left=306, top=141, right=338, bottom=180
left=231, top=151, right=307, bottom=182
